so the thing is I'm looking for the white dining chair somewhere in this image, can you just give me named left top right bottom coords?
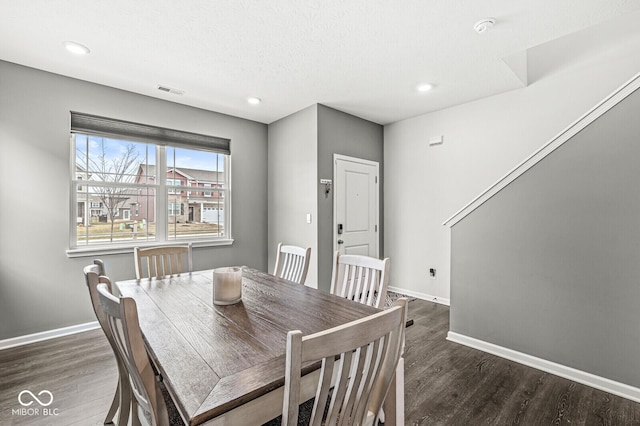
left=83, top=261, right=131, bottom=426
left=330, top=251, right=390, bottom=309
left=97, top=282, right=171, bottom=426
left=273, top=243, right=312, bottom=285
left=282, top=298, right=408, bottom=426
left=134, top=243, right=193, bottom=279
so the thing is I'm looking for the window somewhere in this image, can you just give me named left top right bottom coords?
left=69, top=112, right=231, bottom=251
left=168, top=202, right=181, bottom=216
left=203, top=183, right=212, bottom=197
left=167, top=178, right=183, bottom=194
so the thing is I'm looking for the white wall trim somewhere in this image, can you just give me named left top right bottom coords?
left=66, top=238, right=234, bottom=258
left=388, top=285, right=450, bottom=306
left=0, top=322, right=100, bottom=350
left=443, top=71, right=640, bottom=228
left=447, top=331, right=640, bottom=403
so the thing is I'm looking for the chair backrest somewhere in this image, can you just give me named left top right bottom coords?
left=96, top=283, right=169, bottom=426
left=283, top=298, right=408, bottom=426
left=273, top=243, right=312, bottom=285
left=83, top=260, right=114, bottom=343
left=134, top=243, right=193, bottom=279
left=83, top=261, right=131, bottom=426
left=330, top=252, right=390, bottom=309
left=87, top=258, right=106, bottom=276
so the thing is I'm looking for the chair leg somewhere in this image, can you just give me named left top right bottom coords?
left=381, top=358, right=404, bottom=426
left=131, top=399, right=142, bottom=426
left=103, top=380, right=119, bottom=424
left=116, top=364, right=132, bottom=426
left=396, top=358, right=405, bottom=425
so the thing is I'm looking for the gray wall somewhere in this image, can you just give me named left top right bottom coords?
left=317, top=105, right=383, bottom=293
left=384, top=47, right=640, bottom=302
left=450, top=86, right=640, bottom=387
left=0, top=61, right=268, bottom=340
left=266, top=104, right=383, bottom=293
left=267, top=105, right=319, bottom=287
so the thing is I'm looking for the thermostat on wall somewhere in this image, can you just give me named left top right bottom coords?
left=429, top=136, right=444, bottom=146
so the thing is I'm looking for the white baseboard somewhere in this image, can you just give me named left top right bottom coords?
left=0, top=322, right=100, bottom=350
left=447, top=331, right=640, bottom=403
left=388, top=285, right=450, bottom=306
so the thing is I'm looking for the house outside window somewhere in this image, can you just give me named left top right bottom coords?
left=69, top=112, right=231, bottom=252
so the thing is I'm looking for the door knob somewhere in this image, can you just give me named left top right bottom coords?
left=337, top=239, right=344, bottom=245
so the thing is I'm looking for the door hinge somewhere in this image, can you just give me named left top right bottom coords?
left=375, top=225, right=378, bottom=232
left=375, top=176, right=378, bottom=184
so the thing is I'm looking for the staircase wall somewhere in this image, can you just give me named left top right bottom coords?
left=449, top=82, right=640, bottom=388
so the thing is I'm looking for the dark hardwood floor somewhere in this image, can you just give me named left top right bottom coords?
left=404, top=300, right=640, bottom=425
left=1, top=299, right=639, bottom=425
left=0, top=330, right=118, bottom=425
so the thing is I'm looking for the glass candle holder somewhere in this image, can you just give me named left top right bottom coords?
left=213, top=267, right=242, bottom=305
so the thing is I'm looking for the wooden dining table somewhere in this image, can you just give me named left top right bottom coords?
left=116, top=266, right=402, bottom=425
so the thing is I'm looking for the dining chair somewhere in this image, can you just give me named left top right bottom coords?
left=134, top=243, right=193, bottom=279
left=96, top=282, right=171, bottom=426
left=330, top=252, right=390, bottom=309
left=273, top=243, right=312, bottom=285
left=83, top=260, right=131, bottom=426
left=282, top=298, right=408, bottom=426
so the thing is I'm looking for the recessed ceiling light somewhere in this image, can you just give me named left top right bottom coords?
left=247, top=97, right=262, bottom=105
left=63, top=41, right=90, bottom=55
left=417, top=83, right=434, bottom=93
left=473, top=18, right=496, bottom=34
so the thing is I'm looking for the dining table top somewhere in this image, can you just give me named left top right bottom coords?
left=115, top=266, right=381, bottom=425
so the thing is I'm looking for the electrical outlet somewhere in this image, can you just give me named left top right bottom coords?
left=429, top=268, right=436, bottom=279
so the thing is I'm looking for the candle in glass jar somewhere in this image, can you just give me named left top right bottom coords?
left=213, top=267, right=242, bottom=305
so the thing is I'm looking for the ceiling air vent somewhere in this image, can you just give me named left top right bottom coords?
left=157, top=85, right=184, bottom=95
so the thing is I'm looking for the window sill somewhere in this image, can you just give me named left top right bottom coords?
left=66, top=239, right=234, bottom=258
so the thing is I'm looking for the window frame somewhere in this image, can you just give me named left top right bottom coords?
left=66, top=113, right=233, bottom=257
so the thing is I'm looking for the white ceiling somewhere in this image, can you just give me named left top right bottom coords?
left=2, top=1, right=640, bottom=125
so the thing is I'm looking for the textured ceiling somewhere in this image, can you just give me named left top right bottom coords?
left=1, top=1, right=640, bottom=124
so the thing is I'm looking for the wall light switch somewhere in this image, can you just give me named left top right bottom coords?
left=306, top=213, right=312, bottom=224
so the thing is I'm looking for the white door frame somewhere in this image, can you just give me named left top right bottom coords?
left=333, top=154, right=380, bottom=258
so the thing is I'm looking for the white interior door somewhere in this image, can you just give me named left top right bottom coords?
left=334, top=155, right=379, bottom=257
